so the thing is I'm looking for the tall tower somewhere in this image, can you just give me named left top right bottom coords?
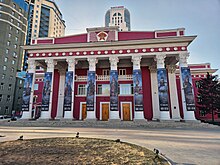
left=23, top=0, right=66, bottom=70
left=0, top=0, right=28, bottom=115
left=105, top=6, right=130, bottom=31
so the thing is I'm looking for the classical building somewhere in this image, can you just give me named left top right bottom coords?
left=23, top=0, right=66, bottom=71
left=105, top=6, right=130, bottom=31
left=0, top=0, right=28, bottom=115
left=21, top=26, right=218, bottom=121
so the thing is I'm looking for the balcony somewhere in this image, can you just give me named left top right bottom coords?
left=75, top=75, right=133, bottom=82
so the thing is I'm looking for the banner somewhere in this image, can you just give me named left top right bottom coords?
left=133, top=70, right=144, bottom=111
left=181, top=67, right=196, bottom=111
left=63, top=71, right=73, bottom=111
left=86, top=71, right=96, bottom=111
left=41, top=72, right=52, bottom=111
left=110, top=70, right=118, bottom=111
left=22, top=73, right=33, bottom=111
left=157, top=68, right=169, bottom=111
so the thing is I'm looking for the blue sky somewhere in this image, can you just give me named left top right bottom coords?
left=55, top=0, right=220, bottom=75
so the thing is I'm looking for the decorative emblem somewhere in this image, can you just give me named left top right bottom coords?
left=97, top=31, right=108, bottom=41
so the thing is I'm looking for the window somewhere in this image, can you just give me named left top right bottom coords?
left=2, top=74, right=5, bottom=79
left=14, top=44, right=17, bottom=49
left=13, top=52, right=17, bottom=58
left=6, top=49, right=9, bottom=54
left=19, top=80, right=23, bottom=84
left=18, top=15, right=20, bottom=19
left=8, top=33, right=11, bottom=38
left=97, top=84, right=110, bottom=95
left=12, top=11, right=15, bottom=15
left=3, top=65, right=7, bottom=71
left=119, top=84, right=133, bottom=95
left=5, top=107, right=9, bottom=114
left=19, top=8, right=22, bottom=12
left=11, top=68, right=14, bottom=72
left=0, top=94, right=2, bottom=102
left=13, top=4, right=16, bottom=8
left=34, top=84, right=38, bottom=90
left=78, top=84, right=86, bottom=95
left=16, top=29, right=19, bottom=34
left=11, top=18, right=13, bottom=23
left=9, top=76, right=13, bottom=80
left=9, top=26, right=12, bottom=30
left=12, top=60, right=15, bottom=65
left=103, top=69, right=109, bottom=75
left=17, top=22, right=20, bottom=27
left=4, top=57, right=8, bottom=62
left=8, top=84, right=12, bottom=91
left=119, top=69, right=126, bottom=75
left=7, top=41, right=10, bottom=46
left=15, top=37, right=18, bottom=42
left=0, top=83, right=4, bottom=90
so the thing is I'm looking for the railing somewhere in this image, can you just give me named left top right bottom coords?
left=75, top=75, right=133, bottom=81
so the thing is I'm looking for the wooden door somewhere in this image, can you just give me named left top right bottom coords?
left=102, top=103, right=109, bottom=121
left=82, top=104, right=87, bottom=120
left=122, top=103, right=131, bottom=121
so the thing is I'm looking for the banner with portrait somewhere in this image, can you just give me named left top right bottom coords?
left=41, top=72, right=52, bottom=111
left=63, top=71, right=73, bottom=111
left=110, top=70, right=118, bottom=111
left=181, top=67, right=196, bottom=111
left=22, top=73, right=34, bottom=111
left=133, top=69, right=144, bottom=111
left=157, top=68, right=169, bottom=111
left=86, top=71, right=96, bottom=111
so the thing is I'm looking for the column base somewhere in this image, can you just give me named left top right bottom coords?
left=134, top=111, right=145, bottom=119
left=86, top=111, right=96, bottom=119
left=160, top=111, right=170, bottom=120
left=109, top=111, right=120, bottom=120
left=40, top=111, right=51, bottom=119
left=183, top=111, right=196, bottom=120
left=64, top=111, right=74, bottom=119
left=21, top=111, right=31, bottom=119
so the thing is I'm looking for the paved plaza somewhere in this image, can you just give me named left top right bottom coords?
left=0, top=120, right=219, bottom=165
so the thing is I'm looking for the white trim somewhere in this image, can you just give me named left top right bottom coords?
left=0, top=18, right=26, bottom=34
left=79, top=102, right=86, bottom=120
left=100, top=102, right=110, bottom=121
left=0, top=10, right=27, bottom=26
left=120, top=102, right=132, bottom=121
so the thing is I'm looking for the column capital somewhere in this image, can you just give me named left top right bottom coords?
left=154, top=53, right=166, bottom=68
left=149, top=64, right=157, bottom=73
left=166, top=65, right=177, bottom=74
left=87, top=57, right=98, bottom=71
left=178, top=52, right=189, bottom=66
left=28, top=59, right=36, bottom=71
left=66, top=57, right=78, bottom=71
left=132, top=55, right=142, bottom=70
left=109, top=56, right=119, bottom=70
left=45, top=59, right=57, bottom=69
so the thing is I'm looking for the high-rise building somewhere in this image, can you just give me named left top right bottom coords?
left=105, top=6, right=130, bottom=31
left=0, top=0, right=28, bottom=115
left=23, top=0, right=66, bottom=71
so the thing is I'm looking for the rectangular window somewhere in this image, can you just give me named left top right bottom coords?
left=119, top=84, right=133, bottom=95
left=11, top=68, right=14, bottom=72
left=0, top=94, right=2, bottom=102
left=97, top=84, right=110, bottom=95
left=6, top=49, right=9, bottom=54
left=0, top=83, right=4, bottom=90
left=7, top=41, right=10, bottom=46
left=119, top=69, right=126, bottom=75
left=14, top=44, right=17, bottom=49
left=15, top=37, right=18, bottom=42
left=12, top=60, right=15, bottom=65
left=8, top=33, right=11, bottom=38
left=3, top=65, right=7, bottom=71
left=34, top=84, right=38, bottom=90
left=8, top=84, right=12, bottom=91
left=2, top=74, right=5, bottom=79
left=103, top=69, right=109, bottom=75
left=4, top=57, right=8, bottom=62
left=78, top=84, right=86, bottom=95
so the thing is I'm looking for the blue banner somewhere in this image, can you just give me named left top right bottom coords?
left=63, top=71, right=73, bottom=111
left=41, top=72, right=52, bottom=111
left=110, top=70, right=118, bottom=111
left=181, top=67, right=196, bottom=111
left=157, top=68, right=169, bottom=111
left=86, top=71, right=96, bottom=111
left=22, top=73, right=33, bottom=111
left=133, top=70, right=144, bottom=111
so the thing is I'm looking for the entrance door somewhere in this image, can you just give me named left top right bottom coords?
left=122, top=103, right=131, bottom=121
left=102, top=103, right=109, bottom=121
left=82, top=103, right=87, bottom=120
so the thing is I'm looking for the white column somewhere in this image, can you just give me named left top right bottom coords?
left=132, top=55, right=144, bottom=120
left=40, top=59, right=57, bottom=119
left=21, top=59, right=36, bottom=119
left=155, top=54, right=170, bottom=120
left=56, top=69, right=66, bottom=119
left=86, top=57, right=98, bottom=119
left=64, top=58, right=78, bottom=119
left=178, top=52, right=196, bottom=120
left=167, top=65, right=181, bottom=121
left=149, top=65, right=160, bottom=120
left=109, top=56, right=120, bottom=120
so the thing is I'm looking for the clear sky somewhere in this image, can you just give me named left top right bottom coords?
left=55, top=0, right=220, bottom=75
